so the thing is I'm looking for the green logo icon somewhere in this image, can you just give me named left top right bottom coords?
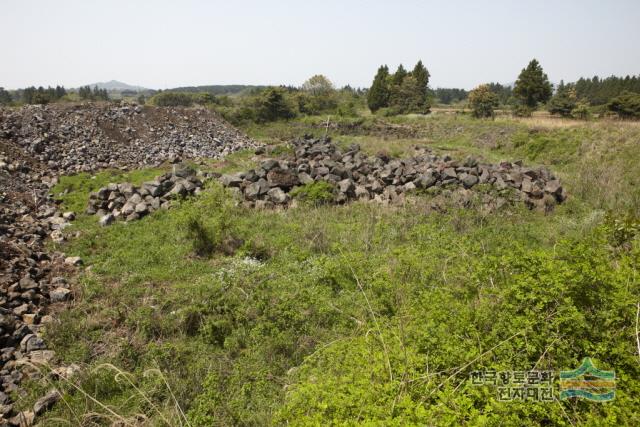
left=559, top=358, right=615, bottom=401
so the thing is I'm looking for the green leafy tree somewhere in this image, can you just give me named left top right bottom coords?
left=301, top=75, right=334, bottom=96
left=367, top=65, right=390, bottom=112
left=299, top=75, right=338, bottom=114
left=548, top=81, right=578, bottom=117
left=468, top=84, right=499, bottom=118
left=513, top=59, right=552, bottom=108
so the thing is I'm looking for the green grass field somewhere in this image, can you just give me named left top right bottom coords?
left=21, top=114, right=640, bottom=426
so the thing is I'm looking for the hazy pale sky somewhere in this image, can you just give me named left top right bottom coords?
left=2, top=0, right=639, bottom=90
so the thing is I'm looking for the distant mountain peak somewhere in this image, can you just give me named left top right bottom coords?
left=83, top=80, right=148, bottom=91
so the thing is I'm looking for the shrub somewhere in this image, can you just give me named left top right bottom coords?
left=296, top=91, right=338, bottom=115
left=571, top=101, right=591, bottom=120
left=217, top=105, right=257, bottom=125
left=151, top=92, right=194, bottom=107
left=254, top=87, right=296, bottom=122
left=468, top=84, right=499, bottom=118
left=548, top=84, right=577, bottom=117
left=607, top=91, right=640, bottom=118
left=179, top=185, right=242, bottom=257
left=183, top=216, right=215, bottom=257
left=512, top=104, right=533, bottom=117
left=336, top=99, right=358, bottom=117
left=290, top=181, right=335, bottom=205
left=603, top=211, right=640, bottom=248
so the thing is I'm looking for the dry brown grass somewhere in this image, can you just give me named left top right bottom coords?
left=505, top=115, right=640, bottom=130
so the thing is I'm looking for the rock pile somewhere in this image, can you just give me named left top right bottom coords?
left=0, top=103, right=259, bottom=424
left=220, top=136, right=566, bottom=210
left=0, top=182, right=78, bottom=423
left=86, top=164, right=205, bottom=225
left=0, top=103, right=260, bottom=176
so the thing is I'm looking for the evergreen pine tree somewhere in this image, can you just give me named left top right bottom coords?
left=411, top=60, right=430, bottom=111
left=548, top=81, right=578, bottom=117
left=608, top=91, right=640, bottom=118
left=55, top=85, right=66, bottom=99
left=367, top=65, right=390, bottom=112
left=513, top=59, right=552, bottom=108
left=391, top=64, right=407, bottom=86
left=393, top=76, right=428, bottom=114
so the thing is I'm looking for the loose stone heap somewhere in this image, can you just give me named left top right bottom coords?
left=220, top=136, right=566, bottom=210
left=0, top=104, right=257, bottom=424
left=86, top=164, right=205, bottom=225
left=0, top=175, right=79, bottom=423
left=0, top=103, right=260, bottom=175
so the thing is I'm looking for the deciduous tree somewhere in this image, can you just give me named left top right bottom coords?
left=468, top=84, right=499, bottom=118
left=301, top=75, right=334, bottom=96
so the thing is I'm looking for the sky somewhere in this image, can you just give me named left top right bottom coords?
left=1, top=0, right=639, bottom=90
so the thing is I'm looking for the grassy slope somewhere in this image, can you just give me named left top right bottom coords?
left=21, top=115, right=640, bottom=426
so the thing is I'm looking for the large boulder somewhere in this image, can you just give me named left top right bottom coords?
left=267, top=169, right=299, bottom=189
left=267, top=187, right=288, bottom=204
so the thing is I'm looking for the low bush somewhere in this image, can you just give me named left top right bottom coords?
left=607, top=91, right=640, bottom=118
left=290, top=181, right=335, bottom=205
left=150, top=92, right=195, bottom=107
left=468, top=84, right=499, bottom=118
left=512, top=104, right=534, bottom=117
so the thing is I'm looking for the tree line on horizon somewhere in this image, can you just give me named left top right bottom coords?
left=147, top=75, right=366, bottom=124
left=466, top=59, right=640, bottom=119
left=77, top=85, right=109, bottom=101
left=3, top=65, right=640, bottom=119
left=434, top=75, right=640, bottom=108
left=0, top=85, right=110, bottom=105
